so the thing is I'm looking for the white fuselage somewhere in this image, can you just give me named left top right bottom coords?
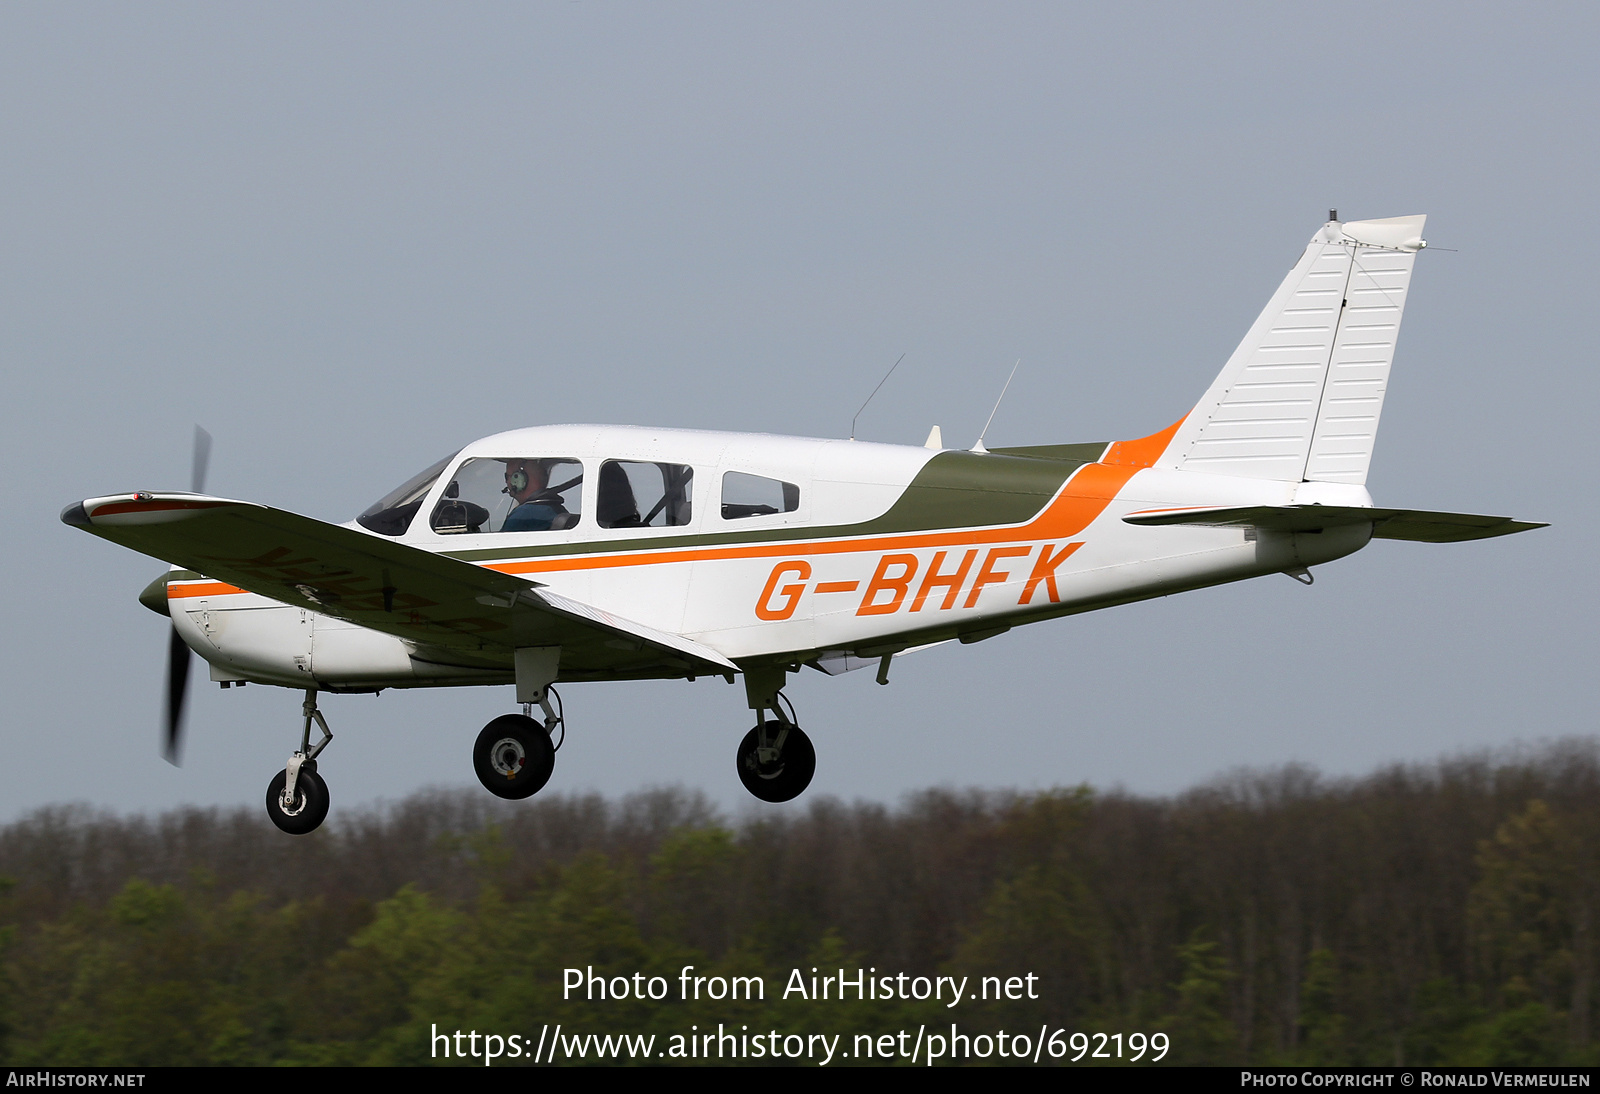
left=167, top=424, right=1374, bottom=691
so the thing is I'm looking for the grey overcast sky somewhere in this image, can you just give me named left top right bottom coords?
left=3, top=2, right=1592, bottom=821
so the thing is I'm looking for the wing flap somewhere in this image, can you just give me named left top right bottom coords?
left=532, top=588, right=739, bottom=673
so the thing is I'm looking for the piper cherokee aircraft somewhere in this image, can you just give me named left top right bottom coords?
left=63, top=213, right=1544, bottom=834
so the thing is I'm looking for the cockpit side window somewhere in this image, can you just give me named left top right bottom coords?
left=597, top=461, right=693, bottom=528
left=356, top=452, right=459, bottom=536
left=721, top=472, right=800, bottom=519
left=429, top=457, right=583, bottom=534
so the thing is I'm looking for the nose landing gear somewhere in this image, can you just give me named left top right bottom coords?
left=265, top=689, right=333, bottom=835
left=266, top=763, right=328, bottom=835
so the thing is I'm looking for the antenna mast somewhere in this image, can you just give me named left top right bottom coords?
left=971, top=359, right=1020, bottom=453
left=850, top=353, right=906, bottom=441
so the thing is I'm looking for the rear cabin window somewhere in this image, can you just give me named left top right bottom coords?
left=721, top=472, right=800, bottom=520
left=429, top=457, right=583, bottom=534
left=597, top=461, right=694, bottom=528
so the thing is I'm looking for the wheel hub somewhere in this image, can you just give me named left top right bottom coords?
left=747, top=750, right=785, bottom=779
left=490, top=737, right=526, bottom=778
left=746, top=723, right=790, bottom=779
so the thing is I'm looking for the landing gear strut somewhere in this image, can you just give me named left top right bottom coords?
left=737, top=671, right=815, bottom=803
left=265, top=689, right=333, bottom=835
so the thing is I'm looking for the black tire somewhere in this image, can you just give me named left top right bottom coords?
left=473, top=714, right=555, bottom=800
left=736, top=720, right=815, bottom=803
left=266, top=765, right=330, bottom=835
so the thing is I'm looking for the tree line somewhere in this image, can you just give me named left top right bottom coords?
left=0, top=739, right=1596, bottom=1066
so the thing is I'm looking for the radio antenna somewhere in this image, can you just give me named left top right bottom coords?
left=971, top=359, right=1020, bottom=453
left=850, top=353, right=906, bottom=441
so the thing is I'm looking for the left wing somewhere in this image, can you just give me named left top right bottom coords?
left=63, top=492, right=738, bottom=678
left=1123, top=504, right=1547, bottom=543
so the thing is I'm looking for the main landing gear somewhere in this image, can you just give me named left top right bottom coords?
left=737, top=671, right=815, bottom=804
left=265, top=689, right=333, bottom=835
left=472, top=688, right=564, bottom=801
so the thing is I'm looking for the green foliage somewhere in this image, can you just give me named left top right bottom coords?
left=107, top=878, right=183, bottom=928
left=951, top=864, right=1100, bottom=1029
left=1397, top=977, right=1480, bottom=1064
left=7, top=878, right=334, bottom=1065
left=1472, top=801, right=1581, bottom=1010
left=0, top=875, right=15, bottom=1064
left=1156, top=930, right=1238, bottom=1065
left=0, top=747, right=1597, bottom=1067
left=649, top=826, right=739, bottom=955
left=1468, top=999, right=1567, bottom=1066
left=1295, top=948, right=1349, bottom=1064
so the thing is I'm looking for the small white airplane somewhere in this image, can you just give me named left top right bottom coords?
left=64, top=213, right=1544, bottom=834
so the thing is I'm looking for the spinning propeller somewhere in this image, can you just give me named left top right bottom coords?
left=161, top=426, right=211, bottom=765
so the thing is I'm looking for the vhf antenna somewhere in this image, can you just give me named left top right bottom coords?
left=850, top=353, right=906, bottom=441
left=971, top=359, right=1020, bottom=453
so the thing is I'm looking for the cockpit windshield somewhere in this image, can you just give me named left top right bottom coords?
left=356, top=452, right=459, bottom=536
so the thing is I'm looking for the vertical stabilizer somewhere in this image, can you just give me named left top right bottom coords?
left=1157, top=215, right=1426, bottom=484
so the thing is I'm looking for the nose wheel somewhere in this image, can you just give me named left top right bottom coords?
left=267, top=762, right=329, bottom=835
left=265, top=689, right=334, bottom=836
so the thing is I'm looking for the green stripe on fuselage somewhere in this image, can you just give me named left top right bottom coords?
left=988, top=442, right=1111, bottom=463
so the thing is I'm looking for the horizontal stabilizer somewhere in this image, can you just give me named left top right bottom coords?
left=1123, top=504, right=1547, bottom=543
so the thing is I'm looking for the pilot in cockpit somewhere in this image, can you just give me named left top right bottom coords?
left=501, top=459, right=569, bottom=532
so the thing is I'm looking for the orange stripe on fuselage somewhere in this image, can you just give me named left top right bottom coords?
left=485, top=459, right=1145, bottom=578
left=1100, top=415, right=1186, bottom=469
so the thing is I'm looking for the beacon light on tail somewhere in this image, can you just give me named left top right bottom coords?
left=64, top=213, right=1545, bottom=833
